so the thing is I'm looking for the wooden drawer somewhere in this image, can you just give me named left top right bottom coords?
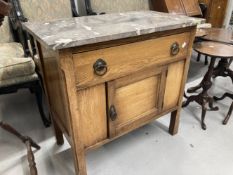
left=73, top=32, right=191, bottom=89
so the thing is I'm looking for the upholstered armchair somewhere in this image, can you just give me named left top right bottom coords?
left=84, top=0, right=150, bottom=15
left=0, top=0, right=78, bottom=125
left=0, top=16, right=50, bottom=127
left=0, top=0, right=78, bottom=127
left=0, top=2, right=41, bottom=174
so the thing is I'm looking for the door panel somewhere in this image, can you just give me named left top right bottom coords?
left=163, top=60, right=185, bottom=111
left=207, top=0, right=228, bottom=28
left=108, top=66, right=167, bottom=137
left=115, top=76, right=158, bottom=126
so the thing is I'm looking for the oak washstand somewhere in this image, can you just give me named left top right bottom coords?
left=23, top=11, right=197, bottom=175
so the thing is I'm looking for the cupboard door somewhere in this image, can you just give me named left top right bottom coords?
left=163, top=60, right=185, bottom=111
left=207, top=0, right=228, bottom=28
left=182, top=0, right=202, bottom=16
left=107, top=66, right=167, bottom=137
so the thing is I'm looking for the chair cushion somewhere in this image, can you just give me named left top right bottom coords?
left=0, top=43, right=36, bottom=81
left=0, top=73, right=38, bottom=88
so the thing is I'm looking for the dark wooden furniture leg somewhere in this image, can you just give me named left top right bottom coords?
left=0, top=121, right=40, bottom=175
left=214, top=92, right=233, bottom=101
left=205, top=55, right=209, bottom=65
left=223, top=102, right=233, bottom=125
left=53, top=118, right=64, bottom=145
left=34, top=81, right=51, bottom=127
left=214, top=93, right=233, bottom=125
left=183, top=57, right=219, bottom=130
left=25, top=140, right=38, bottom=175
left=212, top=58, right=233, bottom=83
left=169, top=109, right=180, bottom=135
left=196, top=52, right=201, bottom=62
left=196, top=53, right=208, bottom=65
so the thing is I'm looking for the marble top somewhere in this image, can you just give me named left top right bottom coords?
left=23, top=11, right=200, bottom=50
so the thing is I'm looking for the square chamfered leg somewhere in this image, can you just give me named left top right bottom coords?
left=52, top=118, right=64, bottom=145
left=169, top=109, right=181, bottom=135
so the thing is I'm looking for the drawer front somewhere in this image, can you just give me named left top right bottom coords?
left=73, top=32, right=191, bottom=89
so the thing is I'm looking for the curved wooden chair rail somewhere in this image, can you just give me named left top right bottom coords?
left=0, top=121, right=40, bottom=175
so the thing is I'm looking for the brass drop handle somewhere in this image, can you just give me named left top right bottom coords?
left=109, top=105, right=117, bottom=121
left=170, top=42, right=180, bottom=56
left=93, top=58, right=108, bottom=76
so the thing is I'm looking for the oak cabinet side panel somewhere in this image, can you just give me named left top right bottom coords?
left=40, top=46, right=70, bottom=134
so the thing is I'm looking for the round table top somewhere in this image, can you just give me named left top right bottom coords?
left=197, top=28, right=233, bottom=44
left=194, top=41, right=233, bottom=58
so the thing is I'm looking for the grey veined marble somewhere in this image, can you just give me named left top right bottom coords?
left=23, top=11, right=200, bottom=50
